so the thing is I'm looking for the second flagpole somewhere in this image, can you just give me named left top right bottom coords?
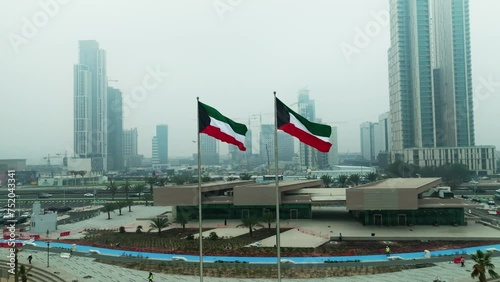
left=196, top=97, right=204, bottom=282
left=273, top=91, right=282, bottom=282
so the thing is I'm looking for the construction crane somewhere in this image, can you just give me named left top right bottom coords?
left=43, top=152, right=67, bottom=177
left=43, top=153, right=64, bottom=166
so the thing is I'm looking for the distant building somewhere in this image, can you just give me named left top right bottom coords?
left=0, top=159, right=27, bottom=186
left=30, top=202, right=57, bottom=234
left=360, top=122, right=380, bottom=162
left=200, top=134, right=219, bottom=165
left=259, top=124, right=274, bottom=165
left=152, top=136, right=159, bottom=166
left=123, top=128, right=139, bottom=168
left=156, top=125, right=168, bottom=165
left=74, top=40, right=108, bottom=172
left=107, top=87, right=123, bottom=171
left=378, top=112, right=391, bottom=153
left=402, top=146, right=497, bottom=176
left=327, top=126, right=339, bottom=167
left=297, top=88, right=315, bottom=168
left=388, top=0, right=496, bottom=173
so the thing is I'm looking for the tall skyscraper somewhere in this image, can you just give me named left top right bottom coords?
left=107, top=87, right=123, bottom=171
left=360, top=122, right=380, bottom=162
left=378, top=112, right=392, bottom=153
left=200, top=134, right=219, bottom=165
left=152, top=136, right=159, bottom=166
left=259, top=124, right=274, bottom=166
left=123, top=128, right=138, bottom=156
left=388, top=1, right=496, bottom=175
left=259, top=124, right=294, bottom=164
left=123, top=128, right=139, bottom=167
left=74, top=40, right=108, bottom=171
left=156, top=124, right=168, bottom=165
left=388, top=0, right=474, bottom=154
left=297, top=88, right=316, bottom=168
left=327, top=126, right=339, bottom=167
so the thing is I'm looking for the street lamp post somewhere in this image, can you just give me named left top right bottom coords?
left=46, top=241, right=50, bottom=267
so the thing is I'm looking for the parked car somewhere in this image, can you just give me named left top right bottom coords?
left=83, top=193, right=94, bottom=197
left=130, top=193, right=145, bottom=197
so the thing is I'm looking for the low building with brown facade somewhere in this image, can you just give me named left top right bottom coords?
left=346, top=178, right=479, bottom=226
left=153, top=179, right=323, bottom=220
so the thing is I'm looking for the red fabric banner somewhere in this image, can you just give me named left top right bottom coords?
left=60, top=231, right=71, bottom=237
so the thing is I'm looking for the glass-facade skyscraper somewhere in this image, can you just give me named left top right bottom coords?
left=156, top=124, right=168, bottom=165
left=388, top=0, right=474, bottom=154
left=74, top=40, right=108, bottom=171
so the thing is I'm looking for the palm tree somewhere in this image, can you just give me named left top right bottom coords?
left=101, top=203, right=116, bottom=220
left=136, top=225, right=143, bottom=233
left=107, top=181, right=118, bottom=200
left=144, top=193, right=153, bottom=206
left=78, top=170, right=86, bottom=185
left=126, top=199, right=134, bottom=212
left=121, top=180, right=132, bottom=202
left=366, top=172, right=378, bottom=182
left=471, top=250, right=499, bottom=282
left=145, top=176, right=158, bottom=194
left=116, top=201, right=127, bottom=216
left=338, top=174, right=348, bottom=188
left=237, top=216, right=264, bottom=237
left=157, top=177, right=168, bottom=187
left=148, top=217, right=170, bottom=236
left=261, top=212, right=276, bottom=229
left=19, top=264, right=32, bottom=282
left=348, top=173, right=360, bottom=186
left=134, top=183, right=146, bottom=200
left=320, top=175, right=332, bottom=188
left=175, top=211, right=191, bottom=231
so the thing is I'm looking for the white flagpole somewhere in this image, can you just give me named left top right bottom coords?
left=273, top=91, right=281, bottom=281
left=196, top=97, right=204, bottom=282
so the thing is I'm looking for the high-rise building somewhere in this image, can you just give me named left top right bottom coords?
left=327, top=126, right=339, bottom=167
left=388, top=0, right=496, bottom=175
left=259, top=124, right=274, bottom=166
left=74, top=40, right=108, bottom=171
left=123, top=128, right=138, bottom=156
left=152, top=136, right=159, bottom=166
left=360, top=122, right=380, bottom=162
left=259, top=124, right=294, bottom=163
left=107, top=87, right=123, bottom=171
left=123, top=128, right=139, bottom=167
left=378, top=112, right=392, bottom=153
left=278, top=132, right=294, bottom=162
left=200, top=134, right=219, bottom=165
left=297, top=88, right=315, bottom=168
left=156, top=125, right=168, bottom=165
left=388, top=0, right=474, bottom=154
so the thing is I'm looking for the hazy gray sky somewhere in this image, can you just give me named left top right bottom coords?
left=1, top=0, right=500, bottom=164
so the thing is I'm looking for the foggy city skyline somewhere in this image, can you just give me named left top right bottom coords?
left=2, top=0, right=500, bottom=165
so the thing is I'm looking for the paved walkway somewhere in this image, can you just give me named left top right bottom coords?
left=4, top=247, right=498, bottom=282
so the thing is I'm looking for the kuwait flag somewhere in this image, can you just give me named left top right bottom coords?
left=276, top=97, right=332, bottom=152
left=198, top=101, right=248, bottom=151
